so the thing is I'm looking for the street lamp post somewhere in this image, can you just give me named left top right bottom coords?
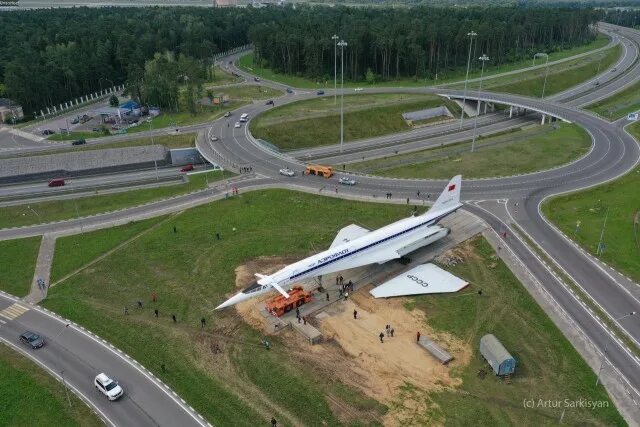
left=148, top=115, right=159, bottom=182
left=332, top=35, right=339, bottom=105
left=459, top=31, right=477, bottom=129
left=471, top=54, right=489, bottom=153
left=596, top=312, right=636, bottom=386
left=533, top=53, right=549, bottom=99
left=338, top=40, right=348, bottom=153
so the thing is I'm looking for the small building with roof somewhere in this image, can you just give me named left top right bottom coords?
left=479, top=334, right=516, bottom=376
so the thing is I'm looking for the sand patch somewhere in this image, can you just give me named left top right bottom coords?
left=232, top=258, right=471, bottom=426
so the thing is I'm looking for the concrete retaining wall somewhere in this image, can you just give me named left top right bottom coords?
left=0, top=145, right=167, bottom=181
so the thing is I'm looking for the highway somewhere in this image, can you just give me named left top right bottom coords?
left=1, top=21, right=640, bottom=425
left=0, top=292, right=208, bottom=426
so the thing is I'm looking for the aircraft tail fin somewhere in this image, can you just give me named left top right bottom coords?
left=429, top=175, right=462, bottom=213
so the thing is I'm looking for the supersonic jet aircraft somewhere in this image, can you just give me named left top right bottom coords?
left=216, top=175, right=463, bottom=309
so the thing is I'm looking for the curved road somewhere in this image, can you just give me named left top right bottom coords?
left=1, top=21, right=640, bottom=425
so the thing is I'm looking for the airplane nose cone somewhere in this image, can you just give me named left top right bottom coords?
left=215, top=291, right=248, bottom=310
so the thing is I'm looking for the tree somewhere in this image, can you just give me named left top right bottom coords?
left=109, top=95, right=119, bottom=107
left=365, top=68, right=376, bottom=85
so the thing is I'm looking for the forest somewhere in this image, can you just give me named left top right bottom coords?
left=603, top=8, right=640, bottom=29
left=0, top=5, right=600, bottom=115
left=249, top=6, right=600, bottom=82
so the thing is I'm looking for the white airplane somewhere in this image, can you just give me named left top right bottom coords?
left=216, top=175, right=462, bottom=309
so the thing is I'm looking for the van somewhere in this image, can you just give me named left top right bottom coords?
left=48, top=178, right=65, bottom=187
left=240, top=113, right=249, bottom=122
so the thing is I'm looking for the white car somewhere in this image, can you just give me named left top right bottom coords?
left=339, top=177, right=357, bottom=185
left=354, top=88, right=364, bottom=92
left=234, top=122, right=241, bottom=128
left=95, top=373, right=124, bottom=401
left=210, top=135, right=219, bottom=142
left=279, top=168, right=295, bottom=177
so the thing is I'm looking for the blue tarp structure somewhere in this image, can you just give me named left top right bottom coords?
left=120, top=100, right=140, bottom=110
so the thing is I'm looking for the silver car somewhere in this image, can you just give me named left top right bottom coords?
left=279, top=168, right=295, bottom=177
left=339, top=177, right=357, bottom=185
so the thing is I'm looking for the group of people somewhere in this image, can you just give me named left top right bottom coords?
left=379, top=324, right=395, bottom=343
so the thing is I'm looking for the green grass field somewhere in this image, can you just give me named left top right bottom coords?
left=0, top=343, right=102, bottom=427
left=0, top=170, right=232, bottom=230
left=587, top=79, right=640, bottom=120
left=44, top=190, right=408, bottom=426
left=125, top=103, right=244, bottom=134
left=42, top=190, right=623, bottom=426
left=251, top=93, right=461, bottom=150
left=238, top=35, right=610, bottom=89
left=205, top=65, right=243, bottom=87
left=217, top=84, right=283, bottom=101
left=407, top=236, right=624, bottom=426
left=0, top=237, right=41, bottom=296
left=462, top=44, right=621, bottom=98
left=543, top=166, right=640, bottom=283
left=350, top=123, right=591, bottom=179
left=630, top=121, right=640, bottom=140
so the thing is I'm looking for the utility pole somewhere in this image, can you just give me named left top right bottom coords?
left=596, top=312, right=636, bottom=386
left=149, top=113, right=159, bottom=182
left=338, top=40, right=348, bottom=153
left=596, top=206, right=609, bottom=256
left=471, top=54, right=489, bottom=153
left=332, top=35, right=339, bottom=105
left=459, top=30, right=477, bottom=130
left=533, top=53, right=550, bottom=99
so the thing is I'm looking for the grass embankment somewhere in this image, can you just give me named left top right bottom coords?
left=205, top=65, right=243, bottom=87
left=406, top=236, right=624, bottom=426
left=0, top=237, right=41, bottom=296
left=216, top=85, right=282, bottom=101
left=587, top=79, right=640, bottom=120
left=238, top=34, right=610, bottom=89
left=51, top=217, right=166, bottom=283
left=350, top=123, right=591, bottom=179
left=0, top=343, right=102, bottom=426
left=43, top=191, right=624, bottom=425
left=0, top=170, right=232, bottom=229
left=465, top=44, right=621, bottom=98
left=543, top=165, right=640, bottom=283
left=251, top=93, right=461, bottom=150
left=44, top=190, right=406, bottom=425
left=124, top=103, right=244, bottom=134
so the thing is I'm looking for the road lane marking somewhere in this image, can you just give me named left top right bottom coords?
left=0, top=303, right=30, bottom=320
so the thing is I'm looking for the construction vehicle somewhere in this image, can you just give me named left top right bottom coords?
left=266, top=286, right=312, bottom=317
left=304, top=164, right=334, bottom=178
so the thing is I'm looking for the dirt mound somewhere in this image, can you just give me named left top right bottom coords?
left=232, top=259, right=471, bottom=425
left=314, top=286, right=470, bottom=425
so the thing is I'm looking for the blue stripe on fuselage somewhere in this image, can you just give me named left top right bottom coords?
left=288, top=212, right=450, bottom=281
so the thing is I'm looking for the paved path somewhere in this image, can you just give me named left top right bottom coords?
left=25, top=234, right=56, bottom=304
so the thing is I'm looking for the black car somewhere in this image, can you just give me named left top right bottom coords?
left=72, top=139, right=86, bottom=146
left=42, top=129, right=55, bottom=135
left=317, top=90, right=325, bottom=95
left=254, top=77, right=261, bottom=82
left=265, top=100, right=274, bottom=106
left=20, top=331, right=45, bottom=349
